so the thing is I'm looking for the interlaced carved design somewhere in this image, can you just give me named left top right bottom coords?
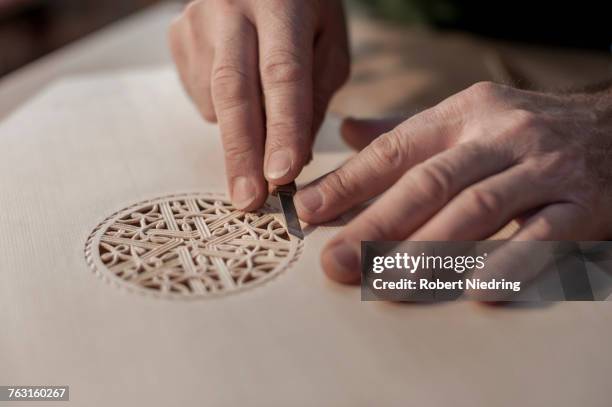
left=85, top=193, right=301, bottom=298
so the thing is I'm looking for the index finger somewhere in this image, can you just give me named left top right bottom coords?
left=320, top=142, right=514, bottom=283
left=254, top=3, right=316, bottom=185
left=295, top=110, right=453, bottom=224
left=211, top=11, right=267, bottom=211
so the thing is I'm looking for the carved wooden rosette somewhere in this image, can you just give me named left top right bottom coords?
left=85, top=193, right=302, bottom=299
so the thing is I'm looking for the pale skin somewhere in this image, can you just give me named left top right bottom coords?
left=169, top=0, right=349, bottom=210
left=170, top=0, right=612, bottom=294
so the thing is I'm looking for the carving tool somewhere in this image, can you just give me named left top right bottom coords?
left=273, top=181, right=304, bottom=240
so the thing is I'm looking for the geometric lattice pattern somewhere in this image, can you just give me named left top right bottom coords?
left=85, top=193, right=301, bottom=299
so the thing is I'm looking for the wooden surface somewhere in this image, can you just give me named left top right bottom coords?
left=1, top=67, right=611, bottom=407
left=1, top=3, right=611, bottom=406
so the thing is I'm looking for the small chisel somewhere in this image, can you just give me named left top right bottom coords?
left=273, top=181, right=304, bottom=240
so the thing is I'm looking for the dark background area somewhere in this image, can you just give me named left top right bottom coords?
left=0, top=0, right=161, bottom=77
left=1, top=0, right=610, bottom=79
left=352, top=0, right=611, bottom=50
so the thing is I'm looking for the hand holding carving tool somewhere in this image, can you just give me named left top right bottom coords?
left=272, top=181, right=304, bottom=240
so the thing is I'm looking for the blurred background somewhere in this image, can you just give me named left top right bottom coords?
left=2, top=0, right=610, bottom=76
left=0, top=0, right=158, bottom=76
left=1, top=0, right=610, bottom=118
left=351, top=0, right=611, bottom=49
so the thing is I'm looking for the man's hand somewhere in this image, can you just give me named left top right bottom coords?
left=295, top=82, right=612, bottom=288
left=169, top=0, right=349, bottom=210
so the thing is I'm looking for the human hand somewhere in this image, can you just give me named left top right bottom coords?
left=295, top=82, right=612, bottom=287
left=169, top=0, right=350, bottom=210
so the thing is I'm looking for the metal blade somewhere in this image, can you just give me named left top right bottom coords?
left=272, top=182, right=304, bottom=239
left=278, top=191, right=304, bottom=240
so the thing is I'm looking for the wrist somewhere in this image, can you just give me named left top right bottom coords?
left=560, top=87, right=612, bottom=134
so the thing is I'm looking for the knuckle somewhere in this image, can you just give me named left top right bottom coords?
left=413, top=161, right=455, bottom=203
left=464, top=187, right=503, bottom=217
left=463, top=81, right=502, bottom=103
left=260, top=0, right=317, bottom=22
left=359, top=214, right=395, bottom=240
left=265, top=121, right=309, bottom=152
left=212, top=64, right=248, bottom=84
left=469, top=80, right=500, bottom=95
left=422, top=105, right=452, bottom=127
left=538, top=149, right=589, bottom=195
left=509, top=109, right=541, bottom=132
left=539, top=150, right=574, bottom=175
left=211, top=65, right=250, bottom=109
left=262, top=50, right=307, bottom=85
left=320, top=169, right=353, bottom=203
left=367, top=131, right=406, bottom=171
left=222, top=137, right=254, bottom=165
left=266, top=120, right=303, bottom=136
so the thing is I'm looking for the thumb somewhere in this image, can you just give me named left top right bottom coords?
left=341, top=116, right=405, bottom=151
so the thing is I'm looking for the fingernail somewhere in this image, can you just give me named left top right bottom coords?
left=296, top=187, right=323, bottom=213
left=232, top=176, right=256, bottom=210
left=326, top=241, right=359, bottom=275
left=266, top=150, right=292, bottom=180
